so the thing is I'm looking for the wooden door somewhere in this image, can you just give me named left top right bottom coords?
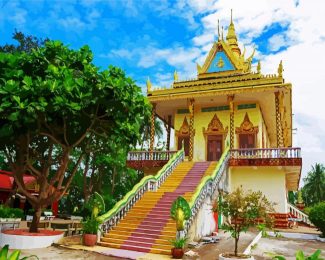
left=178, top=136, right=190, bottom=156
left=207, top=135, right=223, bottom=161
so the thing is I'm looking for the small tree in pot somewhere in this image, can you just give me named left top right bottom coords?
left=219, top=187, right=275, bottom=260
left=170, top=196, right=191, bottom=258
left=82, top=192, right=105, bottom=246
left=82, top=217, right=100, bottom=246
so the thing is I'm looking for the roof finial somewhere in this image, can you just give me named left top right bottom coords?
left=146, top=77, right=152, bottom=92
left=174, top=70, right=179, bottom=81
left=231, top=9, right=233, bottom=24
left=222, top=26, right=224, bottom=40
left=217, top=19, right=220, bottom=40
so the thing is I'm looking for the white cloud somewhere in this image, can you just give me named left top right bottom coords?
left=268, top=34, right=287, bottom=52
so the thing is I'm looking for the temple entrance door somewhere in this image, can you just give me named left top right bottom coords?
left=207, top=135, right=223, bottom=161
left=178, top=136, right=190, bottom=156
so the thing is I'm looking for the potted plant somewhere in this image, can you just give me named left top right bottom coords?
left=170, top=237, right=187, bottom=259
left=82, top=217, right=100, bottom=246
left=82, top=192, right=105, bottom=246
left=219, top=187, right=275, bottom=260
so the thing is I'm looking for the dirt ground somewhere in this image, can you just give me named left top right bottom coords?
left=183, top=230, right=258, bottom=260
left=17, top=246, right=120, bottom=260
left=252, top=237, right=325, bottom=260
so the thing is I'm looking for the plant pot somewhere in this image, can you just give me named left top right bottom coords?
left=219, top=253, right=254, bottom=260
left=83, top=234, right=97, bottom=246
left=171, top=248, right=184, bottom=259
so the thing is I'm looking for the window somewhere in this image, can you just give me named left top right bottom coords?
left=239, top=134, right=255, bottom=149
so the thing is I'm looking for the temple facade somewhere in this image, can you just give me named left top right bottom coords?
left=146, top=16, right=301, bottom=215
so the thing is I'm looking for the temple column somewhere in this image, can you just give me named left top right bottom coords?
left=150, top=103, right=156, bottom=154
left=228, top=95, right=235, bottom=149
left=166, top=115, right=172, bottom=151
left=189, top=99, right=195, bottom=161
left=274, top=92, right=284, bottom=147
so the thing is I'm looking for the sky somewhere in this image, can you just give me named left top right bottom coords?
left=0, top=0, right=324, bottom=181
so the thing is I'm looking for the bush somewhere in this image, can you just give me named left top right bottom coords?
left=0, top=206, right=24, bottom=218
left=309, top=202, right=325, bottom=237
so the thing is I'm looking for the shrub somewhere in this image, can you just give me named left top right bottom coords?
left=0, top=206, right=24, bottom=219
left=309, top=202, right=325, bottom=237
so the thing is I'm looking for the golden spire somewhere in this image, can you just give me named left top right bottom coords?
left=174, top=70, right=179, bottom=81
left=146, top=77, right=152, bottom=92
left=222, top=26, right=224, bottom=40
left=278, top=60, right=283, bottom=77
left=257, top=60, right=261, bottom=74
left=217, top=19, right=220, bottom=41
left=226, top=9, right=240, bottom=57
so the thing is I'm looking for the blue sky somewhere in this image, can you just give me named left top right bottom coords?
left=1, top=0, right=325, bottom=179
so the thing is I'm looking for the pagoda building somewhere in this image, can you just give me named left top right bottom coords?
left=99, top=14, right=304, bottom=254
left=145, top=15, right=301, bottom=216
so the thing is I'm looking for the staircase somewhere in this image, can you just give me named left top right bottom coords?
left=99, top=161, right=217, bottom=255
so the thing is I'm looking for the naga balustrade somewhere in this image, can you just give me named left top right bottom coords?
left=127, top=151, right=178, bottom=169
left=98, top=149, right=184, bottom=235
left=183, top=149, right=230, bottom=237
left=230, top=147, right=301, bottom=159
left=288, top=203, right=312, bottom=226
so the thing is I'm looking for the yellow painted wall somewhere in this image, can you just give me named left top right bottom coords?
left=173, top=103, right=271, bottom=160
left=229, top=166, right=288, bottom=213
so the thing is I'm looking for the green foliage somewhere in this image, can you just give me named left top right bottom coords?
left=0, top=30, right=47, bottom=53
left=0, top=244, right=38, bottom=260
left=169, top=237, right=187, bottom=249
left=220, top=187, right=275, bottom=256
left=170, top=196, right=191, bottom=231
left=308, top=202, right=325, bottom=237
left=82, top=217, right=100, bottom=235
left=257, top=224, right=269, bottom=238
left=0, top=206, right=24, bottom=219
left=288, top=191, right=296, bottom=205
left=0, top=39, right=150, bottom=232
left=302, top=163, right=325, bottom=206
left=86, top=192, right=105, bottom=218
left=268, top=249, right=324, bottom=260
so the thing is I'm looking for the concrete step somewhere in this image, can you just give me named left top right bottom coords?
left=98, top=241, right=171, bottom=255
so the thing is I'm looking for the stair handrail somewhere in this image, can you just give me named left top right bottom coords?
left=288, top=202, right=312, bottom=226
left=184, top=148, right=230, bottom=235
left=98, top=149, right=185, bottom=233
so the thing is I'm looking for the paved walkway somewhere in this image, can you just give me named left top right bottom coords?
left=252, top=237, right=325, bottom=259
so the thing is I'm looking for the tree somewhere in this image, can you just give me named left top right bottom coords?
left=0, top=30, right=48, bottom=53
left=0, top=40, right=150, bottom=232
left=302, top=163, right=325, bottom=206
left=219, top=187, right=274, bottom=257
left=139, top=117, right=164, bottom=150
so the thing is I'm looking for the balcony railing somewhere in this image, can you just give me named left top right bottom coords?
left=230, top=147, right=301, bottom=159
left=127, top=150, right=178, bottom=161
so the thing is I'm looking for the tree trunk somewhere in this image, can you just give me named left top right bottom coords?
left=234, top=232, right=240, bottom=256
left=29, top=207, right=42, bottom=233
left=111, top=167, right=117, bottom=195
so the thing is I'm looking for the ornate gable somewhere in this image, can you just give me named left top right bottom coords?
left=203, top=114, right=228, bottom=135
left=236, top=113, right=258, bottom=134
left=176, top=117, right=190, bottom=136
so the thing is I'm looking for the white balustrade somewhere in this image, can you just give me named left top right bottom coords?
left=127, top=151, right=178, bottom=161
left=288, top=203, right=312, bottom=226
left=100, top=150, right=184, bottom=233
left=230, top=147, right=301, bottom=159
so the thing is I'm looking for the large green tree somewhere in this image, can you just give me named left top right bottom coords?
left=0, top=40, right=150, bottom=232
left=302, top=163, right=325, bottom=206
